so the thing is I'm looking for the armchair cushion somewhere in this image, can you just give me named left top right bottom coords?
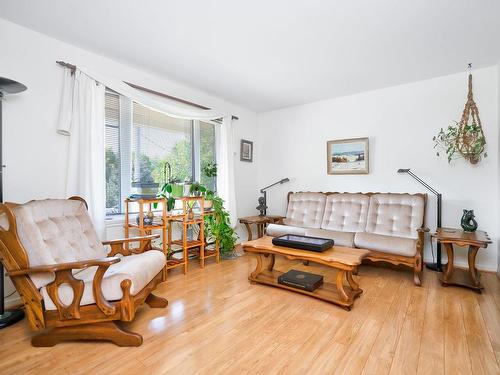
left=7, top=199, right=107, bottom=288
left=41, top=250, right=166, bottom=310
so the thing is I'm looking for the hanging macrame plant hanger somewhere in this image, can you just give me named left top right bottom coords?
left=456, top=65, right=486, bottom=164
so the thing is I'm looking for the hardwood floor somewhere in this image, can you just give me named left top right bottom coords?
left=0, top=254, right=499, bottom=374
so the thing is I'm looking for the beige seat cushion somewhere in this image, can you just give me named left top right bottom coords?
left=321, top=193, right=369, bottom=232
left=41, top=250, right=166, bottom=310
left=8, top=199, right=108, bottom=288
left=354, top=232, right=417, bottom=257
left=365, top=194, right=425, bottom=239
left=305, top=228, right=355, bottom=248
left=266, top=223, right=306, bottom=237
left=284, top=192, right=326, bottom=229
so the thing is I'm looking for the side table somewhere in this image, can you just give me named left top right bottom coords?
left=432, top=227, right=491, bottom=292
left=238, top=215, right=284, bottom=241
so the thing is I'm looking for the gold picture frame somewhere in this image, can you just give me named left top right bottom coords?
left=327, top=137, right=369, bottom=174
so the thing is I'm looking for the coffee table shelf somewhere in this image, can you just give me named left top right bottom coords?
left=243, top=236, right=369, bottom=310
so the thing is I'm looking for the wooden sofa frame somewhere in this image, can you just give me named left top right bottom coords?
left=286, top=191, right=429, bottom=286
left=0, top=197, right=168, bottom=347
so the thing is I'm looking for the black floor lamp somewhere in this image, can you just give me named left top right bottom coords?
left=0, top=77, right=27, bottom=328
left=397, top=169, right=444, bottom=272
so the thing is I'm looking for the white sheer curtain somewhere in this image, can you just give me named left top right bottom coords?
left=57, top=66, right=237, bottom=233
left=58, top=70, right=106, bottom=236
left=216, top=116, right=237, bottom=227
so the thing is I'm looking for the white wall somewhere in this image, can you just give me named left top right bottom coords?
left=257, top=66, right=499, bottom=272
left=0, top=19, right=260, bottom=305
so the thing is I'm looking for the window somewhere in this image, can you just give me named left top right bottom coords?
left=105, top=89, right=217, bottom=214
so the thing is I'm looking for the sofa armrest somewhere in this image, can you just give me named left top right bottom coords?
left=103, top=234, right=160, bottom=256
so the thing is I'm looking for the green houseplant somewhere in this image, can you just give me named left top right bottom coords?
left=204, top=195, right=237, bottom=256
left=433, top=121, right=487, bottom=164
left=189, top=182, right=207, bottom=197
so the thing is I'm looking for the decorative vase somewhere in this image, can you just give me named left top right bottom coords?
left=461, top=209, right=478, bottom=232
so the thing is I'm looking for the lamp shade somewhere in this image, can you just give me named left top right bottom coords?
left=0, top=77, right=27, bottom=95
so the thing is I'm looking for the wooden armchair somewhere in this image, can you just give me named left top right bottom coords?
left=0, top=197, right=168, bottom=347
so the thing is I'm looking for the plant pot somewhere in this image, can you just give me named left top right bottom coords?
left=204, top=200, right=213, bottom=210
left=170, top=184, right=184, bottom=198
left=187, top=210, right=195, bottom=220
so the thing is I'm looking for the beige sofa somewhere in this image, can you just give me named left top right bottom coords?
left=266, top=192, right=428, bottom=285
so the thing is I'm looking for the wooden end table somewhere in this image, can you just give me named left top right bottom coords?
left=242, top=236, right=369, bottom=310
left=432, top=227, right=492, bottom=293
left=238, top=215, right=284, bottom=241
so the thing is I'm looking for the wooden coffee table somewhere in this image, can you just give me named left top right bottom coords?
left=242, top=236, right=369, bottom=310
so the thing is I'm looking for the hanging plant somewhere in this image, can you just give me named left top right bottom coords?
left=433, top=66, right=487, bottom=164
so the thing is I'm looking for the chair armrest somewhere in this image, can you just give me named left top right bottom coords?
left=7, top=257, right=121, bottom=276
left=103, top=234, right=160, bottom=256
left=9, top=257, right=121, bottom=320
left=102, top=234, right=159, bottom=245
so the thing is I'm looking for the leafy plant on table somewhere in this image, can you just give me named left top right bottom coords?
left=204, top=195, right=237, bottom=256
left=154, top=182, right=176, bottom=211
left=189, top=182, right=207, bottom=196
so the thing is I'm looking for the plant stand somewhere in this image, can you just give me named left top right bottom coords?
left=124, top=197, right=168, bottom=280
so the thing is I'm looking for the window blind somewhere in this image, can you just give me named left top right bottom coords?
left=131, top=102, right=192, bottom=183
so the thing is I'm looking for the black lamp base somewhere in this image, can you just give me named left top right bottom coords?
left=425, top=262, right=447, bottom=273
left=0, top=309, right=25, bottom=329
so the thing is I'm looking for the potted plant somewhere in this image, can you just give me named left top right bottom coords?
left=204, top=195, right=238, bottom=258
left=189, top=181, right=207, bottom=197
left=433, top=121, right=487, bottom=164
left=155, top=182, right=176, bottom=211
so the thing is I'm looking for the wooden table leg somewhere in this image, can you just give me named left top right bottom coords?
left=250, top=253, right=264, bottom=279
left=467, top=245, right=481, bottom=288
left=257, top=224, right=264, bottom=238
left=336, top=270, right=349, bottom=302
left=267, top=254, right=275, bottom=271
left=441, top=242, right=454, bottom=285
left=346, top=271, right=359, bottom=292
left=243, top=222, right=253, bottom=241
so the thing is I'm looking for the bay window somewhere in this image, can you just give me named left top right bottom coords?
left=105, top=89, right=216, bottom=215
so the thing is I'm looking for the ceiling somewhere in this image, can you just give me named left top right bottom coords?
left=1, top=0, right=500, bottom=112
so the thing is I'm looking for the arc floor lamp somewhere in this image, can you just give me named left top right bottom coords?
left=397, top=169, right=444, bottom=272
left=0, top=77, right=27, bottom=328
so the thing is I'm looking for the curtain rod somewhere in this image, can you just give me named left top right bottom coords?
left=56, top=60, right=239, bottom=120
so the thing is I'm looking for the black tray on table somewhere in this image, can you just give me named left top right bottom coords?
left=271, top=234, right=334, bottom=252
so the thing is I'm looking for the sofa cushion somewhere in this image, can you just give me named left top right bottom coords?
left=8, top=199, right=108, bottom=288
left=354, top=232, right=417, bottom=257
left=266, top=223, right=306, bottom=237
left=284, top=192, right=326, bottom=228
left=321, top=193, right=369, bottom=232
left=41, top=250, right=166, bottom=310
left=365, top=194, right=425, bottom=239
left=304, top=228, right=355, bottom=248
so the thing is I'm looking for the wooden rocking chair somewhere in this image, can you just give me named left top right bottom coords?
left=0, top=197, right=168, bottom=347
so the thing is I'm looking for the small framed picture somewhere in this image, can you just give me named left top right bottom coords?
left=240, top=139, right=253, bottom=162
left=327, top=137, right=369, bottom=174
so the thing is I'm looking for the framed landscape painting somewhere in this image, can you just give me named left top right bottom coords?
left=327, top=137, right=369, bottom=174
